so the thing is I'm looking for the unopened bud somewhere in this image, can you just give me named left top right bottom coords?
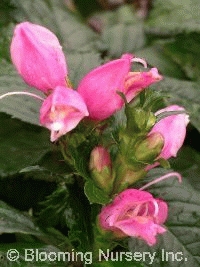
left=89, top=146, right=111, bottom=172
left=135, top=132, right=164, bottom=163
left=89, top=146, right=113, bottom=193
left=10, top=22, right=67, bottom=93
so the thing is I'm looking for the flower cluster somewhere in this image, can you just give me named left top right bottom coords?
left=9, top=21, right=189, bottom=247
left=10, top=21, right=162, bottom=141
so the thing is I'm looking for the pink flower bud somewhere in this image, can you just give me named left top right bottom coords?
left=99, top=189, right=168, bottom=246
left=40, top=86, right=88, bottom=142
left=89, top=146, right=113, bottom=193
left=149, top=105, right=189, bottom=160
left=78, top=54, right=162, bottom=120
left=10, top=22, right=67, bottom=93
left=89, top=146, right=111, bottom=172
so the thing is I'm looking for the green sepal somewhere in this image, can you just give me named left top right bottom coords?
left=157, top=157, right=171, bottom=169
left=125, top=106, right=156, bottom=134
left=91, top=166, right=114, bottom=195
left=134, top=132, right=164, bottom=163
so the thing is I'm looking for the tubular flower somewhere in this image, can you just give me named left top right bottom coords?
left=78, top=54, right=162, bottom=120
left=124, top=68, right=162, bottom=102
left=40, top=86, right=89, bottom=142
left=99, top=189, right=168, bottom=246
left=10, top=22, right=67, bottom=94
left=149, top=105, right=189, bottom=160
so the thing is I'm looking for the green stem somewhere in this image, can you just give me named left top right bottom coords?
left=59, top=139, right=74, bottom=167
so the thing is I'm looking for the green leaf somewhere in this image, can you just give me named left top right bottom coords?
left=0, top=113, right=50, bottom=177
left=84, top=180, right=111, bottom=205
left=0, top=200, right=42, bottom=236
left=0, top=61, right=44, bottom=126
left=146, top=0, right=200, bottom=36
left=72, top=0, right=102, bottom=18
left=152, top=76, right=200, bottom=132
left=164, top=33, right=200, bottom=81
left=20, top=165, right=46, bottom=173
left=19, top=151, right=72, bottom=182
left=98, top=5, right=146, bottom=57
left=67, top=51, right=101, bottom=88
left=38, top=185, right=69, bottom=227
left=0, top=23, right=14, bottom=60
left=37, top=151, right=72, bottom=176
left=129, top=169, right=200, bottom=267
left=136, top=44, right=186, bottom=79
left=12, top=0, right=98, bottom=53
left=170, top=146, right=200, bottom=190
left=67, top=184, right=93, bottom=252
left=0, top=0, right=14, bottom=28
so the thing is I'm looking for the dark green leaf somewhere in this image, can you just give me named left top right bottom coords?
left=164, top=33, right=200, bottom=81
left=98, top=5, right=146, bottom=57
left=152, top=76, right=200, bottom=132
left=20, top=151, right=72, bottom=182
left=11, top=0, right=98, bottom=53
left=0, top=0, right=14, bottom=28
left=0, top=61, right=43, bottom=126
left=38, top=185, right=69, bottom=227
left=0, top=200, right=42, bottom=236
left=67, top=51, right=101, bottom=88
left=84, top=180, right=111, bottom=205
left=67, top=184, right=93, bottom=252
left=170, top=146, right=200, bottom=190
left=146, top=0, right=200, bottom=36
left=0, top=24, right=14, bottom=60
left=37, top=151, right=72, bottom=176
left=136, top=44, right=186, bottom=79
left=20, top=165, right=46, bottom=173
left=0, top=113, right=50, bottom=177
left=73, top=0, right=102, bottom=18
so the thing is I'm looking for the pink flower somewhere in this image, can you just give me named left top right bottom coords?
left=149, top=105, right=189, bottom=160
left=78, top=54, right=162, bottom=120
left=99, top=189, right=168, bottom=246
left=10, top=22, right=67, bottom=94
left=40, top=86, right=88, bottom=142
